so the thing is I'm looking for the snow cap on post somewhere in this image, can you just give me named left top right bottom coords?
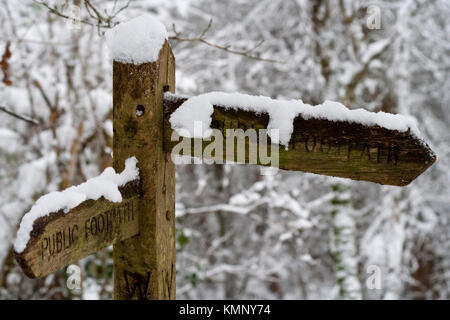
left=105, top=15, right=168, bottom=65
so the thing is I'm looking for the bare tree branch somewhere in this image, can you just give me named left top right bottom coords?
left=170, top=20, right=283, bottom=63
left=0, top=106, right=39, bottom=125
left=33, top=0, right=97, bottom=27
left=33, top=0, right=128, bottom=32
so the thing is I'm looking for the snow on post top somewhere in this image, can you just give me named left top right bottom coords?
left=14, top=157, right=140, bottom=253
left=168, top=92, right=423, bottom=147
left=105, top=15, right=168, bottom=65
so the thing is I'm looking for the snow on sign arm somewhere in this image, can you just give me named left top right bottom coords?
left=14, top=157, right=140, bottom=279
left=105, top=15, right=168, bottom=65
left=169, top=92, right=422, bottom=146
left=164, top=92, right=437, bottom=186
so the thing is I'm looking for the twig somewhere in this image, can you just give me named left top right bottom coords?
left=170, top=20, right=283, bottom=63
left=85, top=0, right=106, bottom=22
left=111, top=0, right=131, bottom=17
left=0, top=105, right=39, bottom=125
left=33, top=0, right=97, bottom=27
left=0, top=36, right=73, bottom=46
left=33, top=0, right=125, bottom=32
left=33, top=79, right=53, bottom=110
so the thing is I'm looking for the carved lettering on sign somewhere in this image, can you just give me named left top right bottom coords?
left=164, top=263, right=174, bottom=298
left=124, top=270, right=151, bottom=300
left=211, top=118, right=401, bottom=165
left=289, top=135, right=400, bottom=165
left=39, top=200, right=137, bottom=262
left=40, top=225, right=79, bottom=261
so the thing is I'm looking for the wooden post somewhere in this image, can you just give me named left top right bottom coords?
left=112, top=41, right=176, bottom=299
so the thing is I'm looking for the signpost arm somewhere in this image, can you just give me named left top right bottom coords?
left=163, top=96, right=436, bottom=186
left=112, top=41, right=176, bottom=300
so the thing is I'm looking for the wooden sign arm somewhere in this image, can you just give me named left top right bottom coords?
left=14, top=180, right=140, bottom=279
left=163, top=95, right=436, bottom=186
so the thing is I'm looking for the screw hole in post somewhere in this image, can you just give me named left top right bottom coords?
left=136, top=105, right=145, bottom=117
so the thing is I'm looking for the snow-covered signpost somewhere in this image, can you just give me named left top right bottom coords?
left=14, top=16, right=177, bottom=300
left=13, top=15, right=436, bottom=300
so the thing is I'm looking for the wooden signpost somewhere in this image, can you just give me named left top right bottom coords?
left=14, top=35, right=436, bottom=300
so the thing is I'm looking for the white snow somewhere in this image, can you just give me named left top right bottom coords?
left=0, top=202, right=27, bottom=267
left=168, top=92, right=422, bottom=147
left=17, top=153, right=56, bottom=201
left=0, top=128, right=20, bottom=153
left=105, top=15, right=168, bottom=65
left=362, top=38, right=391, bottom=64
left=13, top=157, right=139, bottom=253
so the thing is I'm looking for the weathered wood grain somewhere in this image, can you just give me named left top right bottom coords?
left=112, top=41, right=176, bottom=300
left=163, top=96, right=436, bottom=186
left=14, top=180, right=140, bottom=279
